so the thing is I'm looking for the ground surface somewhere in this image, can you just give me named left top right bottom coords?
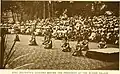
left=5, top=34, right=119, bottom=70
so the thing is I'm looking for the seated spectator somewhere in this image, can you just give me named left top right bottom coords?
left=89, top=30, right=96, bottom=41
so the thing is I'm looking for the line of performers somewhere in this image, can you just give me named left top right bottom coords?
left=19, top=26, right=108, bottom=57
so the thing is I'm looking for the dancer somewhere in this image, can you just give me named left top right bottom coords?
left=72, top=39, right=89, bottom=56
left=29, top=33, right=37, bottom=46
left=61, top=37, right=71, bottom=52
left=72, top=40, right=82, bottom=56
left=44, top=37, right=52, bottom=49
left=43, top=26, right=53, bottom=45
left=98, top=38, right=107, bottom=48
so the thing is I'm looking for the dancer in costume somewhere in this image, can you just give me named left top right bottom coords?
left=61, top=37, right=71, bottom=52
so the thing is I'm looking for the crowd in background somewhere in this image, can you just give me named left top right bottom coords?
left=0, top=14, right=119, bottom=45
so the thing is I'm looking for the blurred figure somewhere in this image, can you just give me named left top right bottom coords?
left=29, top=33, right=37, bottom=46
left=42, top=26, right=53, bottom=45
left=61, top=37, right=71, bottom=52
left=44, top=37, right=52, bottom=49
left=98, top=38, right=107, bottom=49
left=89, top=30, right=96, bottom=41
left=14, top=34, right=20, bottom=41
left=72, top=39, right=89, bottom=56
left=72, top=40, right=82, bottom=56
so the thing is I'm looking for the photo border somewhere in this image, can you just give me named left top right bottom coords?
left=0, top=0, right=120, bottom=74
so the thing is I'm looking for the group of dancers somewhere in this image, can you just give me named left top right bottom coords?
left=16, top=26, right=107, bottom=57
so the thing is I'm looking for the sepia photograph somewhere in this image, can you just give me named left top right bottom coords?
left=0, top=0, right=119, bottom=70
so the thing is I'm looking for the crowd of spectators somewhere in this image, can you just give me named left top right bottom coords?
left=1, top=14, right=119, bottom=45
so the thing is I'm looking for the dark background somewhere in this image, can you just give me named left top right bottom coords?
left=1, top=1, right=119, bottom=20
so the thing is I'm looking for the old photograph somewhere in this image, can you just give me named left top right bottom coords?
left=0, top=1, right=119, bottom=70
